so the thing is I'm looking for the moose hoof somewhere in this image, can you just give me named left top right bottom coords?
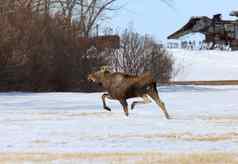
left=125, top=112, right=129, bottom=117
left=104, top=107, right=111, bottom=112
left=165, top=114, right=170, bottom=120
left=131, top=104, right=135, bottom=110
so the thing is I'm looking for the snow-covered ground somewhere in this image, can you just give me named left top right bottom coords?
left=0, top=85, right=238, bottom=154
left=169, top=49, right=238, bottom=81
left=1, top=50, right=238, bottom=163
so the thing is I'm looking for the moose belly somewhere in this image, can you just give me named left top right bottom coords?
left=108, top=85, right=148, bottom=99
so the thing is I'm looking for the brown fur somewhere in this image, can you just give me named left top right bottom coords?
left=88, top=69, right=170, bottom=119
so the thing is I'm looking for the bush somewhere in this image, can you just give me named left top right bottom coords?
left=108, top=29, right=174, bottom=83
left=144, top=46, right=174, bottom=83
left=0, top=8, right=106, bottom=92
left=0, top=8, right=174, bottom=92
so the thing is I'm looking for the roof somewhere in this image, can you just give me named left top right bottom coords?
left=230, top=10, right=238, bottom=17
left=168, top=15, right=238, bottom=40
left=167, top=16, right=210, bottom=39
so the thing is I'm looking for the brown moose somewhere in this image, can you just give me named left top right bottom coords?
left=88, top=67, right=170, bottom=119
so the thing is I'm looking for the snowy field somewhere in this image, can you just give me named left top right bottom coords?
left=0, top=85, right=238, bottom=163
left=170, top=49, right=238, bottom=81
left=1, top=49, right=238, bottom=163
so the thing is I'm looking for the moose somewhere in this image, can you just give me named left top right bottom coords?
left=88, top=67, right=170, bottom=119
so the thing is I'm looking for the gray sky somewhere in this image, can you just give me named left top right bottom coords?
left=108, top=0, right=238, bottom=41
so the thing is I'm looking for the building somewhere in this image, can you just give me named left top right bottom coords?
left=78, top=35, right=120, bottom=51
left=168, top=12, right=238, bottom=50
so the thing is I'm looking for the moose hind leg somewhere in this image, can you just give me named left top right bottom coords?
left=148, top=88, right=170, bottom=119
left=102, top=93, right=112, bottom=111
left=120, top=99, right=129, bottom=116
left=131, top=95, right=151, bottom=110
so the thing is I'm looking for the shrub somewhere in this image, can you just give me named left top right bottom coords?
left=108, top=29, right=174, bottom=83
left=0, top=8, right=106, bottom=92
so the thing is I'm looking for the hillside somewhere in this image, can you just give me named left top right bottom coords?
left=169, top=49, right=238, bottom=81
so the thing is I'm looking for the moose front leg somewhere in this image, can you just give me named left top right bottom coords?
left=120, top=99, right=129, bottom=116
left=102, top=93, right=112, bottom=111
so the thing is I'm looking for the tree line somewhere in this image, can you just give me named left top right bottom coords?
left=0, top=0, right=174, bottom=92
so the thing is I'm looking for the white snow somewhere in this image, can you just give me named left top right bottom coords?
left=1, top=49, right=238, bottom=157
left=0, top=85, right=238, bottom=154
left=169, top=49, right=238, bottom=81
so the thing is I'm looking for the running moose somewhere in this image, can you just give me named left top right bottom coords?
left=88, top=67, right=170, bottom=119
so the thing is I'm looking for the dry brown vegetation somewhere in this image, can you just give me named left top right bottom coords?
left=207, top=116, right=238, bottom=123
left=107, top=132, right=238, bottom=142
left=167, top=80, right=238, bottom=85
left=0, top=0, right=112, bottom=92
left=0, top=1, right=174, bottom=92
left=0, top=152, right=237, bottom=164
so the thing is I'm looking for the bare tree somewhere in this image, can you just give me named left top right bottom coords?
left=79, top=0, right=118, bottom=36
left=14, top=0, right=172, bottom=36
left=45, top=0, right=119, bottom=36
left=108, top=28, right=174, bottom=82
left=108, top=29, right=152, bottom=75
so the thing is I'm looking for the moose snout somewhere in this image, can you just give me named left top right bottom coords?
left=87, top=74, right=95, bottom=82
left=87, top=74, right=92, bottom=81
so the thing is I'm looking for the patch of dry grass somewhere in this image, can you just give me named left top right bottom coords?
left=168, top=80, right=238, bottom=85
left=207, top=116, right=238, bottom=124
left=32, top=111, right=113, bottom=118
left=109, top=132, right=238, bottom=142
left=187, top=133, right=238, bottom=142
left=32, top=140, right=49, bottom=144
left=0, top=152, right=237, bottom=164
left=138, top=152, right=238, bottom=164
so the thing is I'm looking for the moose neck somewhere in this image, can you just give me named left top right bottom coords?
left=99, top=72, right=111, bottom=89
